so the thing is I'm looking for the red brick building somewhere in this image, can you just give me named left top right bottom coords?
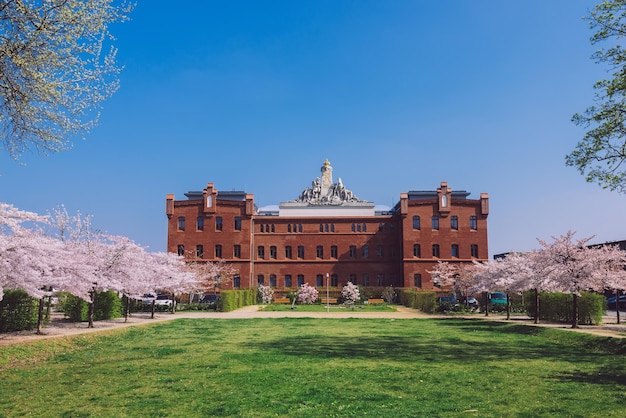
left=166, top=160, right=489, bottom=291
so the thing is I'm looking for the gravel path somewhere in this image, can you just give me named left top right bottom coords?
left=1, top=305, right=625, bottom=346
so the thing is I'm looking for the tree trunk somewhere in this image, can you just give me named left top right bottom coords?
left=86, top=289, right=95, bottom=328
left=124, top=295, right=130, bottom=323
left=506, top=293, right=511, bottom=320
left=533, top=288, right=539, bottom=324
left=483, top=291, right=489, bottom=317
left=171, top=292, right=176, bottom=314
left=571, top=293, right=579, bottom=329
left=36, top=297, right=45, bottom=335
left=616, top=289, right=621, bottom=325
left=150, top=300, right=155, bottom=319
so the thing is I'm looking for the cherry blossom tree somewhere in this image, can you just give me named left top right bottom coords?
left=428, top=261, right=457, bottom=295
left=341, top=281, right=360, bottom=306
left=296, top=283, right=319, bottom=304
left=258, top=284, right=274, bottom=304
left=188, top=259, right=237, bottom=297
left=535, top=231, right=619, bottom=328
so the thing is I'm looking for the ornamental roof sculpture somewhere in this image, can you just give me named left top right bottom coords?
left=292, top=160, right=364, bottom=205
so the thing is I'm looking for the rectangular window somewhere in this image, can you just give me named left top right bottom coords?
left=234, top=244, right=241, bottom=258
left=319, top=224, right=324, bottom=232
left=297, top=274, right=304, bottom=286
left=234, top=216, right=242, bottom=231
left=330, top=245, right=338, bottom=259
left=257, top=246, right=265, bottom=259
left=297, top=245, right=305, bottom=259
left=349, top=245, right=357, bottom=258
left=470, top=216, right=477, bottom=230
left=376, top=245, right=384, bottom=258
left=177, top=244, right=184, bottom=256
left=177, top=216, right=185, bottom=231
left=197, top=217, right=204, bottom=231
left=413, top=244, right=421, bottom=258
left=233, top=274, right=240, bottom=288
left=331, top=274, right=338, bottom=287
left=215, top=216, right=223, bottom=231
left=431, top=216, right=439, bottom=230
left=298, top=224, right=303, bottom=233
left=377, top=274, right=384, bottom=286
left=285, top=245, right=292, bottom=259
left=349, top=273, right=357, bottom=284
left=432, top=244, right=440, bottom=258
left=285, top=274, right=292, bottom=288
left=287, top=224, right=292, bottom=233
left=270, top=246, right=277, bottom=259
left=270, top=274, right=277, bottom=287
left=451, top=244, right=459, bottom=258
left=362, top=274, right=369, bottom=286
left=316, top=245, right=324, bottom=258
left=451, top=216, right=458, bottom=230
left=471, top=244, right=479, bottom=258
left=316, top=274, right=324, bottom=286
left=414, top=273, right=422, bottom=288
left=257, top=274, right=265, bottom=286
left=215, top=244, right=222, bottom=258
left=196, top=244, right=204, bottom=258
left=412, top=216, right=420, bottom=230
left=362, top=245, right=369, bottom=258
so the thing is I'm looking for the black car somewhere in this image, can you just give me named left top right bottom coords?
left=436, top=296, right=458, bottom=311
left=199, top=294, right=219, bottom=308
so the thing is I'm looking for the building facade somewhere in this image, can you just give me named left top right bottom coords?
left=166, top=160, right=489, bottom=291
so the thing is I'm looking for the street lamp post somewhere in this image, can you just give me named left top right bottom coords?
left=326, top=272, right=330, bottom=312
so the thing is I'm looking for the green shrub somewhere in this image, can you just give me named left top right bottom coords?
left=61, top=294, right=89, bottom=322
left=416, top=292, right=436, bottom=313
left=219, top=289, right=255, bottom=312
left=60, top=290, right=123, bottom=322
left=524, top=291, right=605, bottom=325
left=398, top=289, right=436, bottom=313
left=0, top=289, right=38, bottom=332
left=93, top=290, right=123, bottom=320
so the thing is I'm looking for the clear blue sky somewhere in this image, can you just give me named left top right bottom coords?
left=2, top=0, right=625, bottom=256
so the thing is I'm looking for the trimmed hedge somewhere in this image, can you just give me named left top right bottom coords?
left=524, top=291, right=605, bottom=325
left=219, top=289, right=255, bottom=312
left=0, top=289, right=38, bottom=332
left=399, top=289, right=436, bottom=314
left=60, top=290, right=123, bottom=322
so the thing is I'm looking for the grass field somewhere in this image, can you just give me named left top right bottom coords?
left=1, top=318, right=625, bottom=417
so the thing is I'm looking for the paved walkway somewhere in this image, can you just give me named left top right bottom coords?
left=1, top=305, right=625, bottom=346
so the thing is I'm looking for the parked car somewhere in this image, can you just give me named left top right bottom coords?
left=140, top=294, right=156, bottom=304
left=140, top=294, right=173, bottom=306
left=489, top=292, right=508, bottom=306
left=607, top=295, right=626, bottom=310
left=155, top=294, right=174, bottom=306
left=436, top=296, right=459, bottom=311
left=199, top=294, right=219, bottom=308
left=458, top=296, right=479, bottom=308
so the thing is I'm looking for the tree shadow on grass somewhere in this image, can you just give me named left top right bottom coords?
left=251, top=317, right=626, bottom=367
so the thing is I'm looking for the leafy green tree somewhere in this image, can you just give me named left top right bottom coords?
left=568, top=0, right=626, bottom=192
left=0, top=0, right=133, bottom=160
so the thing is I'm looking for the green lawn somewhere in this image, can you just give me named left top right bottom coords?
left=1, top=318, right=625, bottom=417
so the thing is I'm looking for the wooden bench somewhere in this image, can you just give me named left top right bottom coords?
left=367, top=298, right=385, bottom=304
left=320, top=297, right=338, bottom=304
left=273, top=297, right=291, bottom=304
